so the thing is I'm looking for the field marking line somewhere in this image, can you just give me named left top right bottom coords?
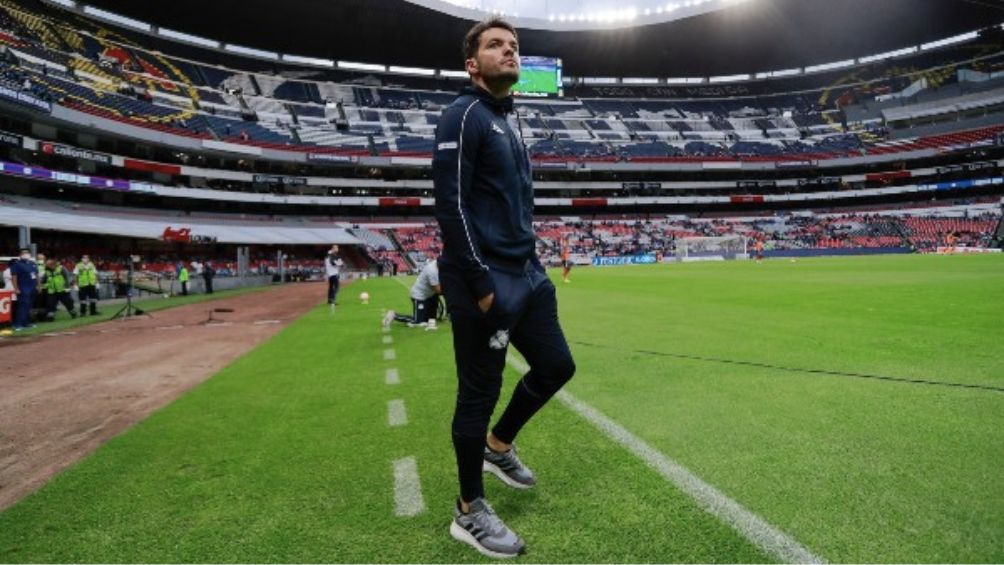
left=384, top=349, right=396, bottom=361
left=156, top=325, right=184, bottom=331
left=392, top=456, right=426, bottom=517
left=253, top=319, right=281, bottom=325
left=386, top=368, right=400, bottom=385
left=392, top=277, right=411, bottom=290
left=387, top=399, right=408, bottom=427
left=506, top=354, right=825, bottom=564
left=383, top=335, right=393, bottom=344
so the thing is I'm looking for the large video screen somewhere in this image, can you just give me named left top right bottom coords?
left=514, top=56, right=563, bottom=98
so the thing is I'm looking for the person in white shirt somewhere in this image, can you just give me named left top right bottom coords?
left=383, top=259, right=442, bottom=330
left=325, top=245, right=345, bottom=307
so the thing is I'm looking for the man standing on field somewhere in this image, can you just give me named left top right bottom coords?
left=433, top=17, right=576, bottom=559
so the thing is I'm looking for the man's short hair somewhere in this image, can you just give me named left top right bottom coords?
left=463, top=17, right=517, bottom=61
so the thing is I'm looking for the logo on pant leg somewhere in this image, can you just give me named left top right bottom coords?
left=489, top=329, right=510, bottom=350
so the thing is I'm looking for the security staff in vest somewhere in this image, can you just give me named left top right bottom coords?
left=74, top=254, right=100, bottom=316
left=178, top=262, right=189, bottom=296
left=433, top=17, right=575, bottom=558
left=325, top=245, right=344, bottom=307
left=43, top=258, right=77, bottom=320
left=35, top=252, right=47, bottom=315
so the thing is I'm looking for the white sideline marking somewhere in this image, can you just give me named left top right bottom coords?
left=206, top=321, right=233, bottom=327
left=384, top=349, right=396, bottom=360
left=387, top=399, right=408, bottom=427
left=506, top=354, right=825, bottom=565
left=253, top=319, right=280, bottom=325
left=382, top=335, right=393, bottom=344
left=392, top=277, right=411, bottom=290
left=382, top=326, right=390, bottom=333
left=156, top=325, right=184, bottom=331
left=386, top=368, right=400, bottom=385
left=392, top=457, right=425, bottom=517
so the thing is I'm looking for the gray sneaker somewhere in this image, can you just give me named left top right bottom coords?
left=483, top=445, right=536, bottom=489
left=449, top=497, right=526, bottom=558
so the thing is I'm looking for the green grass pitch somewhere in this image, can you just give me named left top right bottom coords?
left=0, top=254, right=1001, bottom=562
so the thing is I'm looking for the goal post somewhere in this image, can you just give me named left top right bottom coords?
left=674, top=235, right=748, bottom=262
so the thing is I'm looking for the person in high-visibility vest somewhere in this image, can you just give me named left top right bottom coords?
left=74, top=254, right=100, bottom=316
left=178, top=262, right=190, bottom=296
left=43, top=258, right=77, bottom=321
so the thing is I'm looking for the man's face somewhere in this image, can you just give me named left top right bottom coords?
left=468, top=27, right=520, bottom=87
left=37, top=254, right=45, bottom=262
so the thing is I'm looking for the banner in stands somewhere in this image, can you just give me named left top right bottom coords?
left=40, top=142, right=112, bottom=165
left=162, top=227, right=218, bottom=244
left=252, top=174, right=307, bottom=186
left=0, top=131, right=22, bottom=148
left=0, top=290, right=12, bottom=324
left=307, top=153, right=358, bottom=164
left=592, top=254, right=657, bottom=267
left=0, top=160, right=130, bottom=191
left=378, top=197, right=421, bottom=207
left=917, top=176, right=1004, bottom=191
left=0, top=85, right=52, bottom=113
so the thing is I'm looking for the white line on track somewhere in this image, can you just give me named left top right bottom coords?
left=387, top=399, right=408, bottom=427
left=506, top=354, right=825, bottom=564
left=382, top=335, right=393, bottom=344
left=156, top=325, right=184, bottom=331
left=253, top=319, right=281, bottom=325
left=392, top=457, right=426, bottom=517
left=384, top=349, right=396, bottom=361
left=385, top=368, right=400, bottom=385
left=205, top=322, right=233, bottom=327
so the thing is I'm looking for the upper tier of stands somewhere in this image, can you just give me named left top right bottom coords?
left=0, top=0, right=1002, bottom=162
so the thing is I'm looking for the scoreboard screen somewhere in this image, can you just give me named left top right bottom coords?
left=514, top=56, right=563, bottom=98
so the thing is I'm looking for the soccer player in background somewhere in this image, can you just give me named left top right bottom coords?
left=433, top=17, right=576, bottom=558
left=382, top=259, right=441, bottom=330
left=560, top=236, right=572, bottom=283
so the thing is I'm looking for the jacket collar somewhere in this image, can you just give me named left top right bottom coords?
left=462, top=85, right=514, bottom=114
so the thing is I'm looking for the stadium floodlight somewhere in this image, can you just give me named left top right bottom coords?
left=389, top=66, right=437, bottom=76
left=859, top=46, right=918, bottom=64
left=804, top=59, right=855, bottom=74
left=47, top=0, right=75, bottom=8
left=439, top=69, right=469, bottom=78
left=282, top=54, right=335, bottom=67
left=338, top=61, right=387, bottom=72
left=709, top=73, right=751, bottom=83
left=225, top=44, right=278, bottom=60
left=82, top=6, right=150, bottom=32
left=583, top=77, right=619, bottom=85
left=666, top=77, right=705, bottom=84
left=158, top=28, right=219, bottom=49
left=921, top=31, right=979, bottom=51
left=623, top=77, right=660, bottom=84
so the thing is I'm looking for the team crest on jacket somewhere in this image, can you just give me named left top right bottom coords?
left=489, top=329, right=510, bottom=350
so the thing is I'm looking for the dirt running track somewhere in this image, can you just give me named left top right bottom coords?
left=0, top=282, right=326, bottom=512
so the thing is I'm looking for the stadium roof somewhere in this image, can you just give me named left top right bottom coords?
left=76, top=0, right=1004, bottom=78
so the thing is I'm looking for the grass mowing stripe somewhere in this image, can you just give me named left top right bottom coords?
left=507, top=354, right=826, bottom=565
left=570, top=340, right=1004, bottom=394
left=387, top=399, right=408, bottom=427
left=392, top=457, right=426, bottom=518
left=385, top=368, right=400, bottom=385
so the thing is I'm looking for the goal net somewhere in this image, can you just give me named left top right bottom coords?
left=674, top=235, right=748, bottom=262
